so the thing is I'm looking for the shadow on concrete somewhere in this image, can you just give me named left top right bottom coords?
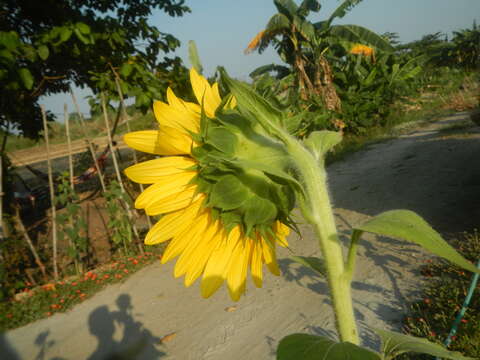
left=1, top=294, right=165, bottom=360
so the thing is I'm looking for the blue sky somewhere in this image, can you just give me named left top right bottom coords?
left=42, top=0, right=480, bottom=117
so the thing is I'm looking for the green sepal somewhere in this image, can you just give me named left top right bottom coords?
left=374, top=328, right=475, bottom=360
left=219, top=67, right=289, bottom=141
left=220, top=211, right=242, bottom=233
left=242, top=196, right=277, bottom=236
left=204, top=126, right=237, bottom=155
left=277, top=333, right=380, bottom=360
left=208, top=174, right=250, bottom=211
left=355, top=210, right=480, bottom=274
left=291, top=256, right=326, bottom=277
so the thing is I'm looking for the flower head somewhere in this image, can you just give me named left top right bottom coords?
left=124, top=69, right=292, bottom=301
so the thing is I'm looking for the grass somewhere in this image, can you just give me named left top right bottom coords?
left=400, top=230, right=480, bottom=359
left=0, top=251, right=162, bottom=331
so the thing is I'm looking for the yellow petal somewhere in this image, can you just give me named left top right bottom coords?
left=162, top=209, right=209, bottom=263
left=153, top=97, right=199, bottom=134
left=124, top=128, right=193, bottom=155
left=201, top=226, right=241, bottom=298
left=226, top=237, right=253, bottom=301
left=182, top=219, right=222, bottom=286
left=124, top=156, right=196, bottom=184
left=135, top=171, right=197, bottom=209
left=261, top=236, right=280, bottom=276
left=166, top=87, right=201, bottom=116
left=144, top=186, right=200, bottom=216
left=144, top=197, right=204, bottom=245
left=251, top=235, right=263, bottom=288
left=189, top=68, right=221, bottom=118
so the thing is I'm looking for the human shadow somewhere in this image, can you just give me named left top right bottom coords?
left=87, top=294, right=165, bottom=360
left=0, top=332, right=21, bottom=360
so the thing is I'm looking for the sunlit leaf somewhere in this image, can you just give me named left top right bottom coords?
left=355, top=210, right=480, bottom=274
left=375, top=328, right=475, bottom=360
left=277, top=334, right=380, bottom=360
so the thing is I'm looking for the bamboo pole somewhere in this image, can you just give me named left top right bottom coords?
left=64, top=104, right=80, bottom=274
left=14, top=206, right=47, bottom=280
left=114, top=77, right=152, bottom=230
left=41, top=105, right=59, bottom=280
left=64, top=104, right=74, bottom=190
left=101, top=94, right=143, bottom=254
left=70, top=89, right=106, bottom=192
left=0, top=130, right=8, bottom=263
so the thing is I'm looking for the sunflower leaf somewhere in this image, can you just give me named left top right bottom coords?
left=291, top=256, right=326, bottom=277
left=205, top=127, right=237, bottom=155
left=277, top=333, right=380, bottom=360
left=304, top=131, right=342, bottom=160
left=355, top=210, right=480, bottom=274
left=374, top=328, right=475, bottom=359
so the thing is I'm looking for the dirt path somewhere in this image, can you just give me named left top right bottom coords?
left=2, top=112, right=480, bottom=360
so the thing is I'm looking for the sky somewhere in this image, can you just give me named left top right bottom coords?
left=41, top=0, right=480, bottom=118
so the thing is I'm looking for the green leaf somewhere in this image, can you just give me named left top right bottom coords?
left=188, top=40, right=203, bottom=75
left=37, top=45, right=49, bottom=60
left=74, top=28, right=90, bottom=45
left=304, top=131, right=342, bottom=160
left=59, top=27, right=72, bottom=43
left=277, top=334, right=380, bottom=360
left=355, top=210, right=480, bottom=274
left=326, top=0, right=364, bottom=26
left=209, top=175, right=250, bottom=211
left=291, top=256, right=326, bottom=277
left=374, top=328, right=475, bottom=360
left=76, top=22, right=91, bottom=35
left=266, top=13, right=291, bottom=34
left=119, top=63, right=133, bottom=77
left=18, top=68, right=34, bottom=90
left=330, top=24, right=394, bottom=52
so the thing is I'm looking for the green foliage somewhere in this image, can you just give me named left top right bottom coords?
left=55, top=172, right=88, bottom=274
left=0, top=253, right=159, bottom=331
left=0, top=0, right=190, bottom=138
left=104, top=181, right=134, bottom=255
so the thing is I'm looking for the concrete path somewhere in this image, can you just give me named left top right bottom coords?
left=3, top=112, right=480, bottom=360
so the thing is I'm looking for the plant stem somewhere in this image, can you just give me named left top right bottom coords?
left=288, top=138, right=359, bottom=344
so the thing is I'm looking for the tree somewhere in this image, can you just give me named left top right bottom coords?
left=0, top=0, right=190, bottom=138
left=246, top=0, right=392, bottom=111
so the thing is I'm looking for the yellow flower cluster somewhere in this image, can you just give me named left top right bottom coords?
left=350, top=44, right=375, bottom=57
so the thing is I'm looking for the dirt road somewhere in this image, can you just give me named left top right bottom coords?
left=2, top=112, right=480, bottom=360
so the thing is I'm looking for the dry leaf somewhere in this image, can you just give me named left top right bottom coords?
left=224, top=306, right=237, bottom=312
left=160, top=332, right=177, bottom=343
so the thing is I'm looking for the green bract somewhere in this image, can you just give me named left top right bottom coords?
left=192, top=96, right=295, bottom=237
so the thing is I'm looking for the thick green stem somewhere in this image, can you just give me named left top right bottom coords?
left=288, top=139, right=359, bottom=344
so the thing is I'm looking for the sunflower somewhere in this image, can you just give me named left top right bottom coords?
left=123, top=69, right=290, bottom=301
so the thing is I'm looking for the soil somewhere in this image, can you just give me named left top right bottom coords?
left=2, top=111, right=480, bottom=360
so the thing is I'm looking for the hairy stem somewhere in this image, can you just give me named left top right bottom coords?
left=288, top=138, right=359, bottom=344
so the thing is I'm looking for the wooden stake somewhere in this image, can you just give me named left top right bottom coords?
left=64, top=104, right=74, bottom=190
left=70, top=89, right=106, bottom=192
left=114, top=78, right=152, bottom=230
left=101, top=94, right=143, bottom=254
left=15, top=206, right=47, bottom=280
left=64, top=103, right=80, bottom=274
left=41, top=105, right=59, bottom=280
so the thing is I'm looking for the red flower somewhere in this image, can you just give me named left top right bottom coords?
left=103, top=274, right=110, bottom=280
left=71, top=282, right=78, bottom=286
left=123, top=269, right=129, bottom=274
left=6, top=314, right=13, bottom=319
left=461, top=318, right=468, bottom=323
